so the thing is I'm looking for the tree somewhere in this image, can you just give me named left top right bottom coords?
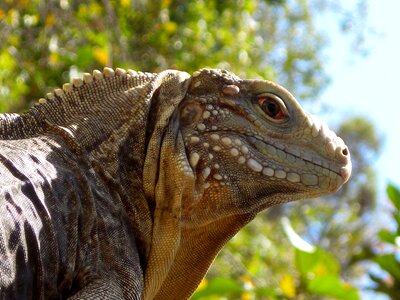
left=1, top=0, right=366, bottom=112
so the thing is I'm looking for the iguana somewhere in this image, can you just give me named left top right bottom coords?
left=0, top=67, right=351, bottom=299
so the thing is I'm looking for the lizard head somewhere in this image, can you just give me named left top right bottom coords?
left=178, top=68, right=351, bottom=224
left=143, top=68, right=351, bottom=299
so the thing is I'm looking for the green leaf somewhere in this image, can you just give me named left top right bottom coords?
left=374, top=254, right=400, bottom=281
left=254, top=287, right=281, bottom=298
left=76, top=46, right=95, bottom=67
left=295, top=248, right=318, bottom=275
left=387, top=184, right=400, bottom=210
left=377, top=228, right=397, bottom=245
left=394, top=214, right=400, bottom=231
left=281, top=217, right=315, bottom=252
left=295, top=248, right=340, bottom=277
left=191, top=277, right=244, bottom=299
left=308, top=275, right=360, bottom=300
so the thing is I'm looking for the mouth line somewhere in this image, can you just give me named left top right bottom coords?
left=247, top=135, right=342, bottom=177
left=202, top=129, right=342, bottom=178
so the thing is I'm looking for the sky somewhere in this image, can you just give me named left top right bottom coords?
left=317, top=0, right=400, bottom=201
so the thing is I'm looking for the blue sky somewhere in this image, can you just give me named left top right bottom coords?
left=317, top=0, right=400, bottom=199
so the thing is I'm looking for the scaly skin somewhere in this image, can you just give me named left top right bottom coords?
left=0, top=67, right=351, bottom=299
left=147, top=68, right=351, bottom=299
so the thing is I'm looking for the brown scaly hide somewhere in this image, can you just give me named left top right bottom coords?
left=0, top=68, right=351, bottom=299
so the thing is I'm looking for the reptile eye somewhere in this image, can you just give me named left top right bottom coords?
left=257, top=94, right=286, bottom=120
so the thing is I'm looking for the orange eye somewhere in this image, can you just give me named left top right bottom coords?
left=257, top=95, right=286, bottom=120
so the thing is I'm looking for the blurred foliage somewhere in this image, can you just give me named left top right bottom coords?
left=0, top=0, right=368, bottom=112
left=195, top=217, right=361, bottom=299
left=365, top=184, right=400, bottom=299
left=0, top=0, right=386, bottom=299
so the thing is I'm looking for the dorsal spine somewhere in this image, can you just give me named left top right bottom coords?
left=35, top=67, right=152, bottom=106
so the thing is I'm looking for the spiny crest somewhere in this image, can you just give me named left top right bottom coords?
left=36, top=67, right=152, bottom=105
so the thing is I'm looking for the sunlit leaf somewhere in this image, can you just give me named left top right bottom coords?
left=279, top=274, right=296, bottom=297
left=197, top=278, right=207, bottom=290
left=374, top=254, right=400, bottom=281
left=191, top=277, right=244, bottom=299
left=76, top=46, right=95, bottom=66
left=295, top=248, right=318, bottom=276
left=254, top=287, right=280, bottom=298
left=377, top=228, right=397, bottom=245
left=308, top=275, right=360, bottom=300
left=94, top=48, right=109, bottom=66
left=49, top=53, right=60, bottom=66
left=120, top=0, right=130, bottom=8
left=45, top=14, right=55, bottom=27
left=387, top=184, right=400, bottom=211
left=281, top=217, right=315, bottom=253
left=163, top=21, right=178, bottom=34
left=295, top=248, right=340, bottom=277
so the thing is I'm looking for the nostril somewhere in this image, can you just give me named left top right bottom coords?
left=342, top=147, right=349, bottom=156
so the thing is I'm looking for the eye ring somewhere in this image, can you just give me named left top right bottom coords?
left=256, top=93, right=288, bottom=121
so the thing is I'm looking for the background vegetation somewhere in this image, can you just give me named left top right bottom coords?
left=0, top=0, right=396, bottom=299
